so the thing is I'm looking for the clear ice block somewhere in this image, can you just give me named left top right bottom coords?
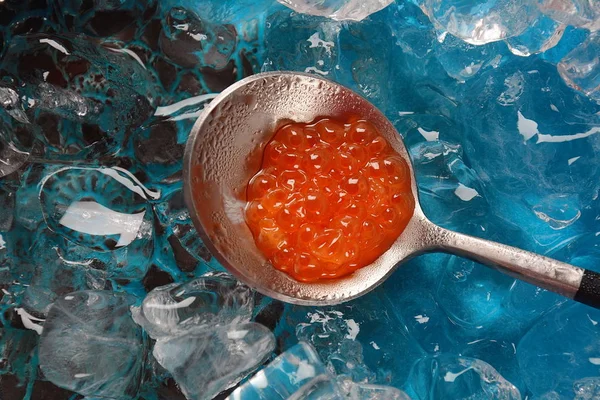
left=38, top=290, right=147, bottom=399
left=419, top=0, right=539, bottom=45
left=409, top=355, right=521, bottom=399
left=517, top=304, right=600, bottom=397
left=153, top=322, right=275, bottom=400
left=0, top=33, right=157, bottom=160
left=132, top=273, right=254, bottom=339
left=536, top=0, right=600, bottom=31
left=558, top=32, right=600, bottom=102
left=226, top=342, right=343, bottom=400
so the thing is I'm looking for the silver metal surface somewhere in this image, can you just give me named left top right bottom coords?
left=423, top=225, right=584, bottom=299
left=183, top=71, right=584, bottom=305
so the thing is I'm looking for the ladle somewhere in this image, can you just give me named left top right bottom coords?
left=183, top=71, right=600, bottom=308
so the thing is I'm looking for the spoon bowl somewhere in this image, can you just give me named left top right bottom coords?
left=184, top=71, right=600, bottom=308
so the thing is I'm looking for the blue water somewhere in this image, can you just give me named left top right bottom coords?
left=0, top=0, right=599, bottom=399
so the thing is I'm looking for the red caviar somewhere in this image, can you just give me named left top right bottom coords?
left=245, top=117, right=414, bottom=282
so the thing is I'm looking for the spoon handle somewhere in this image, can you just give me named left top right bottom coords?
left=429, top=225, right=600, bottom=309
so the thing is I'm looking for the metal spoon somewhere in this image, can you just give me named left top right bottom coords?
left=183, top=71, right=600, bottom=308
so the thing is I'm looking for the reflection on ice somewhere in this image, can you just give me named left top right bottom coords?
left=277, top=0, right=394, bottom=21
left=59, top=201, right=145, bottom=248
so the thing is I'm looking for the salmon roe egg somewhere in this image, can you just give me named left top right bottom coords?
left=245, top=117, right=414, bottom=282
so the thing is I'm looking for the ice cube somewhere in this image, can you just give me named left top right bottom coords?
left=292, top=289, right=424, bottom=387
left=159, top=7, right=237, bottom=70
left=22, top=235, right=107, bottom=315
left=276, top=0, right=393, bottom=22
left=262, top=10, right=342, bottom=78
left=574, top=377, right=600, bottom=400
left=0, top=33, right=156, bottom=160
left=436, top=256, right=515, bottom=328
left=153, top=189, right=217, bottom=273
left=409, top=355, right=521, bottom=399
left=458, top=60, right=600, bottom=247
left=536, top=0, right=600, bottom=31
left=337, top=378, right=412, bottom=399
left=153, top=322, right=275, bottom=400
left=38, top=165, right=155, bottom=279
left=517, top=304, right=600, bottom=397
left=420, top=0, right=539, bottom=45
left=0, top=140, right=28, bottom=179
left=433, top=34, right=507, bottom=81
left=133, top=92, right=214, bottom=183
left=393, top=288, right=453, bottom=354
left=39, top=290, right=147, bottom=399
left=558, top=32, right=600, bottom=102
left=132, top=273, right=254, bottom=339
left=227, top=342, right=343, bottom=400
left=506, top=15, right=565, bottom=57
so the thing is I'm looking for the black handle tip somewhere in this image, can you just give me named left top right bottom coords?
left=574, top=270, right=600, bottom=309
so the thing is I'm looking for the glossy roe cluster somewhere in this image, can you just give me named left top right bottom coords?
left=245, top=117, right=414, bottom=282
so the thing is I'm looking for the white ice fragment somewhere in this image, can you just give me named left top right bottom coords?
left=537, top=127, right=600, bottom=143
left=462, top=62, right=482, bottom=78
left=589, top=357, right=600, bottom=365
left=15, top=307, right=44, bottom=335
left=39, top=38, right=70, bottom=55
left=443, top=367, right=473, bottom=382
left=190, top=33, right=208, bottom=41
left=107, top=47, right=147, bottom=69
left=145, top=296, right=196, bottom=310
left=98, top=167, right=161, bottom=200
left=169, top=110, right=206, bottom=122
left=370, top=341, right=380, bottom=350
left=308, top=311, right=334, bottom=325
left=253, top=370, right=269, bottom=389
left=227, top=329, right=249, bottom=340
left=588, top=314, right=598, bottom=325
left=398, top=111, right=414, bottom=116
left=417, top=127, right=439, bottom=141
left=74, top=373, right=93, bottom=378
left=154, top=93, right=218, bottom=117
left=455, top=184, right=479, bottom=201
left=423, top=152, right=441, bottom=160
left=517, top=111, right=539, bottom=141
left=467, top=339, right=485, bottom=345
left=414, top=314, right=430, bottom=324
left=0, top=234, right=5, bottom=250
left=307, top=33, right=335, bottom=55
left=304, top=67, right=329, bottom=76
left=489, top=55, right=502, bottom=68
left=345, top=319, right=360, bottom=340
left=497, top=72, right=524, bottom=106
left=550, top=104, right=559, bottom=112
left=64, top=296, right=74, bottom=300
left=568, top=156, right=581, bottom=165
left=58, top=201, right=145, bottom=248
left=296, top=360, right=316, bottom=381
